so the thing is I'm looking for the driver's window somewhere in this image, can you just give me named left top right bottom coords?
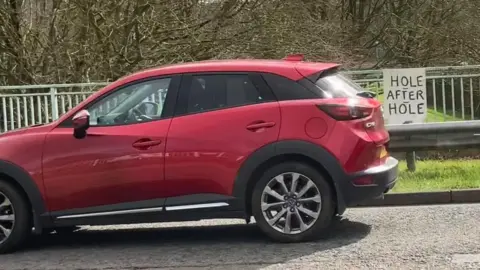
left=86, top=77, right=171, bottom=126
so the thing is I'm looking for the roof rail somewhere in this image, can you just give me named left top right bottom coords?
left=283, top=54, right=304, bottom=62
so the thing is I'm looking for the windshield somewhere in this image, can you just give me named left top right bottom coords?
left=314, top=72, right=364, bottom=98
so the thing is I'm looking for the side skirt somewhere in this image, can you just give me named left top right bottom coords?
left=44, top=194, right=247, bottom=227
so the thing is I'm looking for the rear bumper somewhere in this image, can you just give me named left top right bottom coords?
left=342, top=156, right=399, bottom=206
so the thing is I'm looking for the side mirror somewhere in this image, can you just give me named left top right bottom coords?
left=72, top=110, right=90, bottom=139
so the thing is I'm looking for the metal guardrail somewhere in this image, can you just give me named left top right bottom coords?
left=387, top=120, right=480, bottom=136
left=386, top=121, right=480, bottom=152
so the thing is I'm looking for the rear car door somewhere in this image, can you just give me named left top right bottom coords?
left=164, top=73, right=281, bottom=203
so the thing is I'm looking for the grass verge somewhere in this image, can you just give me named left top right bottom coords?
left=392, top=159, right=480, bottom=193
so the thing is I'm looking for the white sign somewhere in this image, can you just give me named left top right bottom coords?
left=382, top=68, right=427, bottom=125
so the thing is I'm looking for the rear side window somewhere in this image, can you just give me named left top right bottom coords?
left=314, top=72, right=364, bottom=98
left=184, top=74, right=265, bottom=114
left=262, top=73, right=319, bottom=100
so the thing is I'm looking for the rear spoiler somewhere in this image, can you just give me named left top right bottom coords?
left=303, top=66, right=341, bottom=83
left=304, top=67, right=377, bottom=99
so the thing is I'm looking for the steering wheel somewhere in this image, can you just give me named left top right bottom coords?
left=116, top=101, right=160, bottom=123
left=137, top=101, right=160, bottom=115
left=130, top=107, right=153, bottom=122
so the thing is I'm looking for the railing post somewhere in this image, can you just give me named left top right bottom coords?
left=403, top=121, right=416, bottom=172
left=406, top=151, right=416, bottom=172
left=50, top=87, right=59, bottom=121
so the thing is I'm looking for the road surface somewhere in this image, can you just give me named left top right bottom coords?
left=1, top=204, right=479, bottom=270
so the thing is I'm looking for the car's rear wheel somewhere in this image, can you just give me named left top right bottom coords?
left=251, top=162, right=335, bottom=242
left=0, top=181, right=31, bottom=254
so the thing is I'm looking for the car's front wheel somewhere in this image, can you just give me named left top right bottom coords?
left=0, top=180, right=32, bottom=254
left=251, top=162, right=335, bottom=242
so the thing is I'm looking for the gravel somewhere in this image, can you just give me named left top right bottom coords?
left=1, top=203, right=479, bottom=270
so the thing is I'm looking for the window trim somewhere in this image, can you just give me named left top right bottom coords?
left=174, top=72, right=277, bottom=117
left=57, top=75, right=182, bottom=128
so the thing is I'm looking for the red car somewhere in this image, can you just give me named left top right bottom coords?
left=0, top=56, right=398, bottom=253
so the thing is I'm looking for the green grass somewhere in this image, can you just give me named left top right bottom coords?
left=426, top=109, right=466, bottom=122
left=392, top=159, right=480, bottom=193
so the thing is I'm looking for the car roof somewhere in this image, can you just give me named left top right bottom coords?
left=117, top=59, right=340, bottom=86
left=54, top=59, right=340, bottom=124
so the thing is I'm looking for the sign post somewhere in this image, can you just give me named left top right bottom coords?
left=383, top=68, right=427, bottom=172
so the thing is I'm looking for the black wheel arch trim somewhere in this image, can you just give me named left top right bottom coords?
left=232, top=139, right=347, bottom=214
left=0, top=159, right=48, bottom=231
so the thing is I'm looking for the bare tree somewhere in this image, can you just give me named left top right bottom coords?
left=1, top=0, right=479, bottom=85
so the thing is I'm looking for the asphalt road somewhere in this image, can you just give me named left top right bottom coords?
left=1, top=204, right=479, bottom=270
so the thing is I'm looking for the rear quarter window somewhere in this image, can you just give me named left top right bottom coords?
left=314, top=72, right=364, bottom=98
left=262, top=73, right=320, bottom=101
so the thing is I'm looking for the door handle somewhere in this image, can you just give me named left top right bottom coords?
left=246, top=121, right=276, bottom=131
left=132, top=139, right=162, bottom=149
left=87, top=133, right=106, bottom=137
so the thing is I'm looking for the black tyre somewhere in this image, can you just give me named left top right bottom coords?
left=0, top=180, right=32, bottom=254
left=251, top=162, right=335, bottom=243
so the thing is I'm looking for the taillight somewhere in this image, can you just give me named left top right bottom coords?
left=370, top=145, right=389, bottom=167
left=317, top=104, right=373, bottom=121
left=378, top=145, right=388, bottom=159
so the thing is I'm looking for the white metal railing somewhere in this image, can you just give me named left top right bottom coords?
left=343, top=67, right=480, bottom=122
left=0, top=83, right=108, bottom=132
left=2, top=65, right=480, bottom=133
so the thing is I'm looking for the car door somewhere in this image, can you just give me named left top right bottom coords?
left=164, top=72, right=281, bottom=203
left=42, top=76, right=180, bottom=213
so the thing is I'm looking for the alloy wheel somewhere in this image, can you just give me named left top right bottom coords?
left=261, top=172, right=322, bottom=235
left=0, top=191, right=14, bottom=244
